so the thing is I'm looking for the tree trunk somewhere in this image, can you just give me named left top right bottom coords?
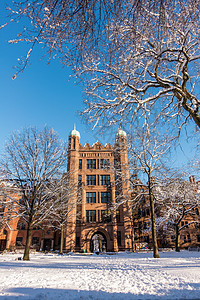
left=23, top=223, right=32, bottom=260
left=175, top=224, right=180, bottom=252
left=59, top=224, right=64, bottom=255
left=148, top=174, right=160, bottom=258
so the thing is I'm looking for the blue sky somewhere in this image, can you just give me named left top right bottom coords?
left=0, top=1, right=113, bottom=148
left=0, top=1, right=197, bottom=170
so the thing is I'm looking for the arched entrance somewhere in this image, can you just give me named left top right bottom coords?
left=90, top=232, right=107, bottom=253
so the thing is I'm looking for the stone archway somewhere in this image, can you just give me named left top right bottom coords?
left=90, top=231, right=107, bottom=253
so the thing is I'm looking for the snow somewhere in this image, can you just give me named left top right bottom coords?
left=0, top=251, right=200, bottom=299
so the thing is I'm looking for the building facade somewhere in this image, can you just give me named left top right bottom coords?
left=0, top=128, right=134, bottom=253
left=65, top=128, right=133, bottom=252
left=1, top=127, right=199, bottom=253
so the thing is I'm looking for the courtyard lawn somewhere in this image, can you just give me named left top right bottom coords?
left=0, top=250, right=199, bottom=299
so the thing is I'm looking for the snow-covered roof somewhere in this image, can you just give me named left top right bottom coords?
left=69, top=125, right=80, bottom=138
left=116, top=129, right=127, bottom=137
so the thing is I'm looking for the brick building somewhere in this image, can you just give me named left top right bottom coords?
left=65, top=127, right=133, bottom=252
left=0, top=183, right=20, bottom=251
left=1, top=127, right=199, bottom=252
left=132, top=177, right=200, bottom=251
left=0, top=128, right=134, bottom=252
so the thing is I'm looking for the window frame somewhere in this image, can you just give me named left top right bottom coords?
left=100, top=175, right=110, bottom=186
left=86, top=192, right=96, bottom=203
left=87, top=159, right=96, bottom=169
left=86, top=210, right=96, bottom=222
left=86, top=175, right=96, bottom=185
left=101, top=192, right=111, bottom=203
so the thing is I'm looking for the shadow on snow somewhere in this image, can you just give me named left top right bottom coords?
left=1, top=286, right=200, bottom=300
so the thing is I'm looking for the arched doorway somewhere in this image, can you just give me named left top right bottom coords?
left=90, top=232, right=107, bottom=253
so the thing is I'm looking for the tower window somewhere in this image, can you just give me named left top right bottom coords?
left=101, top=192, right=111, bottom=203
left=117, top=231, right=121, bottom=246
left=101, top=210, right=111, bottom=223
left=100, top=159, right=110, bottom=169
left=87, top=175, right=96, bottom=185
left=76, top=237, right=80, bottom=247
left=86, top=210, right=96, bottom=222
left=86, top=192, right=96, bottom=203
left=78, top=175, right=82, bottom=185
left=79, top=159, right=82, bottom=169
left=87, top=159, right=96, bottom=169
left=100, top=175, right=110, bottom=185
left=116, top=210, right=120, bottom=223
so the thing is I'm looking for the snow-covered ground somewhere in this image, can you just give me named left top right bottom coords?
left=0, top=251, right=199, bottom=299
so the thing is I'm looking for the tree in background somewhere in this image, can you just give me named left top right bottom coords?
left=0, top=127, right=67, bottom=260
left=127, top=126, right=171, bottom=258
left=154, top=176, right=200, bottom=251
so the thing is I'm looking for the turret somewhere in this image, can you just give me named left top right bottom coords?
left=68, top=125, right=80, bottom=151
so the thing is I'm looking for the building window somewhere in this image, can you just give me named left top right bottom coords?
left=101, top=192, right=111, bottom=203
left=195, top=208, right=199, bottom=215
left=144, top=236, right=149, bottom=243
left=0, top=203, right=5, bottom=215
left=187, top=234, right=191, bottom=243
left=116, top=210, right=120, bottom=223
left=87, top=159, right=96, bottom=169
left=146, top=208, right=150, bottom=216
left=87, top=175, right=96, bottom=185
left=86, top=192, right=96, bottom=203
left=100, top=175, right=110, bottom=185
left=142, top=210, right=146, bottom=217
left=181, top=221, right=184, bottom=227
left=101, top=210, right=111, bottom=223
left=197, top=235, right=200, bottom=243
left=16, top=237, right=23, bottom=246
left=117, top=231, right=121, bottom=246
left=79, top=159, right=82, bottom=169
left=143, top=222, right=147, bottom=229
left=32, top=237, right=40, bottom=246
left=140, top=195, right=146, bottom=204
left=100, top=159, right=110, bottom=169
left=76, top=236, right=80, bottom=247
left=78, top=175, right=82, bottom=185
left=21, top=223, right=26, bottom=230
left=86, top=210, right=96, bottom=222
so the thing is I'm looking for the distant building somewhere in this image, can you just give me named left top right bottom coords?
left=0, top=182, right=20, bottom=251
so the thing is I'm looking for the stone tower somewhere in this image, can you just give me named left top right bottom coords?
left=65, top=127, right=133, bottom=252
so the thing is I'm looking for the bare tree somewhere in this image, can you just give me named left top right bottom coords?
left=128, top=126, right=171, bottom=258
left=0, top=127, right=67, bottom=260
left=47, top=172, right=82, bottom=254
left=1, top=1, right=200, bottom=133
left=154, top=176, right=200, bottom=251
